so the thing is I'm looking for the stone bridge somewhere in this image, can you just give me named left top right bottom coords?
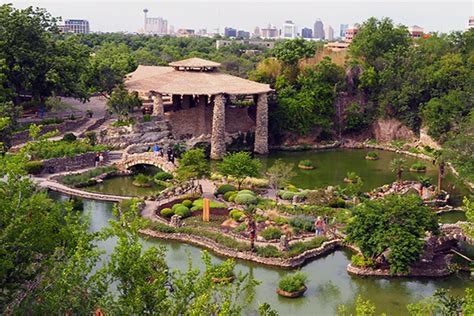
left=118, top=152, right=177, bottom=173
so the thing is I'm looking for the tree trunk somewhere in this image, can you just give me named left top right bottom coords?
left=249, top=219, right=256, bottom=251
left=437, top=163, right=445, bottom=194
left=397, top=169, right=402, bottom=183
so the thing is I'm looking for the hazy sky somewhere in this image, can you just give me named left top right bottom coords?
left=7, top=1, right=474, bottom=34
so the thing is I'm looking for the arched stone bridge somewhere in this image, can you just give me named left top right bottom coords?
left=118, top=152, right=177, bottom=173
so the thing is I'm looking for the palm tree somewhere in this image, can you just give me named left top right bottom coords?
left=390, top=158, right=406, bottom=183
left=434, top=150, right=448, bottom=194
left=243, top=205, right=257, bottom=251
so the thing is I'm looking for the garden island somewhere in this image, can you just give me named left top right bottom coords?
left=0, top=4, right=473, bottom=315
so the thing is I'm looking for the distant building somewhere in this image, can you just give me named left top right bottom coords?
left=282, top=20, right=296, bottom=39
left=261, top=24, right=279, bottom=39
left=324, top=25, right=334, bottom=41
left=313, top=19, right=324, bottom=39
left=344, top=24, right=360, bottom=43
left=340, top=24, right=349, bottom=37
left=143, top=9, right=167, bottom=35
left=224, top=27, right=237, bottom=37
left=301, top=27, right=313, bottom=39
left=176, top=29, right=195, bottom=37
left=237, top=30, right=250, bottom=39
left=253, top=26, right=261, bottom=37
left=325, top=42, right=350, bottom=52
left=408, top=25, right=424, bottom=39
left=469, top=16, right=474, bottom=29
left=62, top=19, right=90, bottom=34
left=216, top=39, right=275, bottom=50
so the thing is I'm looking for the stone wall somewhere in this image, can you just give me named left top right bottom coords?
left=41, top=151, right=109, bottom=174
left=12, top=117, right=89, bottom=146
left=372, top=118, right=416, bottom=143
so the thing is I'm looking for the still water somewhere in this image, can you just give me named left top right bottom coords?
left=70, top=197, right=471, bottom=316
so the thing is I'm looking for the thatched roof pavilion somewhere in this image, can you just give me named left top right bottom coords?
left=125, top=58, right=271, bottom=159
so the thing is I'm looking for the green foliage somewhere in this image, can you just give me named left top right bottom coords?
left=142, top=114, right=151, bottom=122
left=229, top=210, right=244, bottom=221
left=255, top=245, right=282, bottom=258
left=287, top=237, right=328, bottom=257
left=132, top=173, right=153, bottom=186
left=154, top=171, right=173, bottom=181
left=462, top=197, right=474, bottom=239
left=217, top=184, right=237, bottom=195
left=280, top=191, right=295, bottom=200
left=346, top=194, right=439, bottom=274
left=59, top=166, right=117, bottom=186
left=176, top=148, right=210, bottom=181
left=160, top=207, right=174, bottom=218
left=266, top=159, right=296, bottom=194
left=351, top=254, right=375, bottom=268
left=182, top=199, right=193, bottom=208
left=410, top=161, right=427, bottom=171
left=174, top=205, right=191, bottom=218
left=84, top=131, right=97, bottom=146
left=111, top=117, right=135, bottom=127
left=217, top=151, right=261, bottom=189
left=233, top=223, right=247, bottom=233
left=344, top=102, right=370, bottom=133
left=107, top=85, right=141, bottom=118
left=235, top=193, right=258, bottom=205
left=190, top=198, right=226, bottom=211
left=390, top=158, right=406, bottom=182
left=223, top=191, right=238, bottom=201
left=26, top=139, right=107, bottom=160
left=329, top=197, right=346, bottom=208
left=61, top=132, right=77, bottom=142
left=24, top=160, right=44, bottom=175
left=260, top=226, right=283, bottom=240
left=365, top=151, right=379, bottom=159
left=298, top=159, right=314, bottom=168
left=277, top=272, right=308, bottom=292
left=288, top=216, right=314, bottom=233
left=273, top=38, right=317, bottom=66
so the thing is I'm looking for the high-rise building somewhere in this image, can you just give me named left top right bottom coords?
left=237, top=30, right=250, bottom=39
left=313, top=19, right=324, bottom=39
left=261, top=24, right=278, bottom=39
left=143, top=9, right=168, bottom=35
left=324, top=25, right=334, bottom=41
left=63, top=19, right=90, bottom=34
left=282, top=20, right=296, bottom=39
left=469, top=16, right=474, bottom=29
left=340, top=24, right=349, bottom=37
left=344, top=24, right=360, bottom=43
left=253, top=26, right=261, bottom=38
left=408, top=25, right=424, bottom=39
left=301, top=27, right=313, bottom=39
left=224, top=27, right=237, bottom=37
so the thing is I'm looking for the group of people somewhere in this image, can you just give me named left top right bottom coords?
left=94, top=153, right=105, bottom=167
left=147, top=144, right=176, bottom=165
left=314, top=215, right=331, bottom=236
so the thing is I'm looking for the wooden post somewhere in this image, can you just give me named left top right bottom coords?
left=203, top=198, right=210, bottom=222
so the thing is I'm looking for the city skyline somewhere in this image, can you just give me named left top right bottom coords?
left=9, top=1, right=473, bottom=34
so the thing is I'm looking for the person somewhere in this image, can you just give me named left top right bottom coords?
left=170, top=153, right=175, bottom=165
left=167, top=146, right=173, bottom=162
left=94, top=153, right=100, bottom=167
left=99, top=153, right=104, bottom=166
left=153, top=144, right=159, bottom=153
left=314, top=216, right=324, bottom=236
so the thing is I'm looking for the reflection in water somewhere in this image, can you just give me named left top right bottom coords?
left=51, top=191, right=473, bottom=315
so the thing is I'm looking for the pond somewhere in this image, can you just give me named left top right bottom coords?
left=259, top=149, right=471, bottom=206
left=55, top=194, right=474, bottom=315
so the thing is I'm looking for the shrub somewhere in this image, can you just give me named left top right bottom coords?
left=233, top=223, right=247, bottom=233
left=366, top=151, right=379, bottom=159
left=133, top=173, right=153, bottom=186
left=238, top=189, right=255, bottom=195
left=59, top=166, right=117, bottom=186
left=191, top=199, right=226, bottom=211
left=175, top=206, right=191, bottom=218
left=24, top=161, right=44, bottom=175
left=223, top=191, right=237, bottom=201
left=28, top=139, right=107, bottom=160
left=84, top=131, right=97, bottom=146
left=351, top=254, right=375, bottom=268
left=274, top=216, right=288, bottom=225
left=298, top=160, right=314, bottom=169
left=255, top=245, right=282, bottom=258
left=260, top=226, right=283, bottom=240
left=228, top=193, right=237, bottom=202
left=172, top=203, right=183, bottom=211
left=281, top=191, right=295, bottom=200
left=182, top=199, right=193, bottom=208
left=62, top=133, right=77, bottom=142
left=229, top=209, right=244, bottom=221
left=410, top=161, right=427, bottom=172
left=287, top=237, right=328, bottom=257
left=234, top=193, right=257, bottom=205
left=289, top=216, right=314, bottom=233
left=278, top=272, right=308, bottom=292
left=329, top=197, right=346, bottom=208
left=151, top=222, right=176, bottom=233
left=154, top=171, right=173, bottom=181
left=160, top=208, right=175, bottom=218
left=67, top=197, right=83, bottom=211
left=143, top=114, right=151, bottom=122
left=217, top=184, right=237, bottom=195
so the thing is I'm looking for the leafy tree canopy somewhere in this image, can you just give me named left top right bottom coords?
left=217, top=151, right=261, bottom=189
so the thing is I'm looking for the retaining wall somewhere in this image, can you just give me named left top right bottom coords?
left=41, top=151, right=109, bottom=174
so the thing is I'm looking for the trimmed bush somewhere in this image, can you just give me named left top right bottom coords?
left=217, top=184, right=237, bottom=195
left=278, top=272, right=308, bottom=293
left=154, top=171, right=173, bottom=181
left=238, top=189, right=255, bottom=195
left=274, top=216, right=288, bottom=225
left=172, top=203, right=183, bottom=211
left=329, top=197, right=346, bottom=208
left=62, top=133, right=77, bottom=142
left=160, top=208, right=174, bottom=218
left=234, top=193, right=257, bottom=205
left=229, top=209, right=244, bottom=221
left=223, top=191, right=237, bottom=201
left=410, top=161, right=427, bottom=172
left=281, top=191, right=295, bottom=200
left=260, top=226, right=283, bottom=240
left=289, top=217, right=314, bottom=233
left=255, top=245, right=282, bottom=258
left=182, top=199, right=193, bottom=208
left=24, top=160, right=44, bottom=175
left=175, top=206, right=191, bottom=218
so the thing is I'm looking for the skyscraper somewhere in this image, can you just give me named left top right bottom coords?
left=224, top=27, right=237, bottom=37
left=282, top=20, right=296, bottom=39
left=63, top=19, right=89, bottom=34
left=313, top=19, right=324, bottom=39
left=340, top=24, right=349, bottom=37
left=143, top=9, right=168, bottom=35
left=261, top=24, right=278, bottom=39
left=301, top=27, right=313, bottom=39
left=324, top=25, right=334, bottom=41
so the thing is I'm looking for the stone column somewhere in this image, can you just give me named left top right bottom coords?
left=254, top=93, right=268, bottom=154
left=210, top=94, right=226, bottom=159
left=152, top=93, right=164, bottom=117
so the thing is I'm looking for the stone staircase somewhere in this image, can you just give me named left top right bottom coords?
left=105, top=151, right=123, bottom=166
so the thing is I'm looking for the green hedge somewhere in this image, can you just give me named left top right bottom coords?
left=160, top=208, right=174, bottom=218
left=260, top=226, right=283, bottom=240
left=24, top=161, right=44, bottom=175
left=217, top=184, right=237, bottom=195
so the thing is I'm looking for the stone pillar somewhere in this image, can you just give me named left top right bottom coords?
left=182, top=95, right=192, bottom=109
left=152, top=93, right=164, bottom=117
left=210, top=94, right=226, bottom=159
left=172, top=95, right=181, bottom=111
left=254, top=93, right=268, bottom=154
left=197, top=95, right=207, bottom=135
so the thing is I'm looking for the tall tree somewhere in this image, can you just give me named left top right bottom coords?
left=176, top=148, right=210, bottom=182
left=106, top=85, right=142, bottom=119
left=266, top=159, right=295, bottom=201
left=390, top=158, right=406, bottom=183
left=217, top=151, right=261, bottom=190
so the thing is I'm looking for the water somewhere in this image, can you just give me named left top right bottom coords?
left=84, top=175, right=165, bottom=197
left=73, top=197, right=472, bottom=315
left=259, top=149, right=470, bottom=205
left=438, top=211, right=467, bottom=224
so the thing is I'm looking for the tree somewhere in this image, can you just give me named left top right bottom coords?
left=106, top=85, right=142, bottom=119
left=346, top=194, right=439, bottom=274
left=433, top=150, right=448, bottom=194
left=390, top=157, right=406, bottom=183
left=242, top=205, right=258, bottom=251
left=266, top=159, right=295, bottom=201
left=217, top=151, right=261, bottom=190
left=273, top=38, right=317, bottom=81
left=176, top=148, right=210, bottom=181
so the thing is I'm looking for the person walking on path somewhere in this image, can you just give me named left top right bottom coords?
left=94, top=153, right=100, bottom=167
left=314, top=216, right=324, bottom=236
left=167, top=146, right=173, bottom=162
left=98, top=153, right=104, bottom=166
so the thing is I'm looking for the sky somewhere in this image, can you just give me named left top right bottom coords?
left=6, top=0, right=474, bottom=34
